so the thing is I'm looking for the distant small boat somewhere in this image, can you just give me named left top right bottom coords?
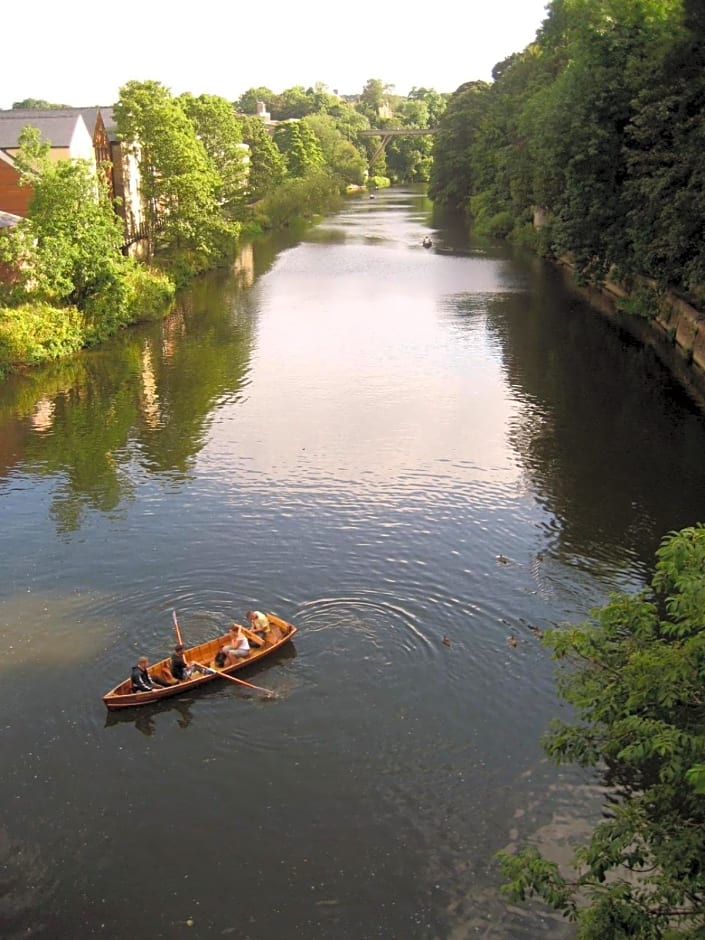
left=103, top=613, right=296, bottom=709
left=422, top=237, right=432, bottom=248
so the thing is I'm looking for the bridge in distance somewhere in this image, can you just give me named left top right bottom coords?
left=358, top=127, right=438, bottom=164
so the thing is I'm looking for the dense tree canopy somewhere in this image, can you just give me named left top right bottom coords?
left=11, top=98, right=71, bottom=109
left=114, top=80, right=237, bottom=263
left=499, top=524, right=705, bottom=938
left=427, top=82, right=490, bottom=209
left=178, top=92, right=248, bottom=215
left=273, top=120, right=325, bottom=178
left=239, top=115, right=286, bottom=201
left=428, top=0, right=703, bottom=299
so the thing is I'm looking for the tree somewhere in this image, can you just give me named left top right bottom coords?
left=239, top=116, right=286, bottom=201
left=12, top=98, right=71, bottom=109
left=518, top=0, right=681, bottom=277
left=273, top=120, right=324, bottom=178
left=623, top=0, right=705, bottom=300
left=428, top=81, right=491, bottom=209
left=114, top=80, right=233, bottom=260
left=499, top=523, right=705, bottom=939
left=178, top=92, right=248, bottom=215
left=358, top=78, right=395, bottom=122
left=275, top=85, right=316, bottom=120
left=304, top=114, right=366, bottom=186
left=234, top=87, right=276, bottom=115
left=385, top=95, right=440, bottom=183
left=407, top=86, right=447, bottom=127
left=0, top=127, right=124, bottom=306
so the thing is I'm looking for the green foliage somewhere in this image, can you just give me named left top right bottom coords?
left=82, top=263, right=174, bottom=344
left=254, top=169, right=341, bottom=229
left=428, top=81, right=491, bottom=210
left=11, top=98, right=71, bottom=109
left=239, top=116, right=286, bottom=201
left=0, top=125, right=175, bottom=372
left=0, top=128, right=125, bottom=307
left=303, top=114, right=367, bottom=186
left=115, top=80, right=237, bottom=262
left=235, top=87, right=276, bottom=114
left=623, top=1, right=705, bottom=301
left=429, top=0, right=701, bottom=298
left=358, top=78, right=395, bottom=123
left=178, top=92, right=248, bottom=216
left=0, top=303, right=85, bottom=374
left=499, top=524, right=705, bottom=938
left=615, top=281, right=663, bottom=320
left=273, top=120, right=324, bottom=178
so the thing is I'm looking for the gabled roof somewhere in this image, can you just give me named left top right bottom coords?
left=0, top=107, right=121, bottom=145
left=0, top=111, right=90, bottom=150
left=99, top=107, right=118, bottom=140
left=0, top=209, right=22, bottom=229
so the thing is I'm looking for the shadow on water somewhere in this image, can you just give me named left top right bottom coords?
left=104, top=695, right=197, bottom=736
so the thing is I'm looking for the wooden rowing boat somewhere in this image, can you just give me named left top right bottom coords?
left=103, top=613, right=296, bottom=710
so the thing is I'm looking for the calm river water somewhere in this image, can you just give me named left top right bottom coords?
left=3, top=188, right=705, bottom=939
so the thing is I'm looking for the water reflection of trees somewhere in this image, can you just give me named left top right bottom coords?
left=479, top=264, right=705, bottom=569
left=0, top=261, right=259, bottom=534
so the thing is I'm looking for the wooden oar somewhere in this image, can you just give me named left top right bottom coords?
left=172, top=609, right=184, bottom=646
left=194, top=662, right=275, bottom=698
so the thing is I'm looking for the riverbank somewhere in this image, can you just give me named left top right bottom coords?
left=555, top=258, right=705, bottom=412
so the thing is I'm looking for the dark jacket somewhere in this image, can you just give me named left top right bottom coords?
left=131, top=664, right=153, bottom=692
left=170, top=652, right=188, bottom=681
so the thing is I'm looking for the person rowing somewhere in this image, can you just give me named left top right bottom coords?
left=170, top=644, right=196, bottom=682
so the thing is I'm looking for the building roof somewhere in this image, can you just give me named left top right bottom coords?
left=0, top=209, right=22, bottom=229
left=0, top=111, right=90, bottom=150
left=0, top=106, right=118, bottom=147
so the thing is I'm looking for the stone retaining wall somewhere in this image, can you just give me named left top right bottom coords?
left=557, top=258, right=705, bottom=408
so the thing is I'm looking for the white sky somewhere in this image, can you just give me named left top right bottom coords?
left=2, top=0, right=550, bottom=109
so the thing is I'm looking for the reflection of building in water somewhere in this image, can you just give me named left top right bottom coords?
left=140, top=345, right=161, bottom=428
left=161, top=308, right=186, bottom=362
left=233, top=243, right=254, bottom=287
left=31, top=397, right=55, bottom=431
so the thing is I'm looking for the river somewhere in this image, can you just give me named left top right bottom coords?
left=2, top=187, right=705, bottom=939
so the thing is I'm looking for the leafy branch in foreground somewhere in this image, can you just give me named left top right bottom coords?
left=499, top=524, right=705, bottom=939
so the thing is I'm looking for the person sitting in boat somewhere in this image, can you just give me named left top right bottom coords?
left=222, top=625, right=250, bottom=665
left=131, top=656, right=173, bottom=692
left=422, top=236, right=432, bottom=249
left=169, top=644, right=196, bottom=682
left=247, top=610, right=270, bottom=635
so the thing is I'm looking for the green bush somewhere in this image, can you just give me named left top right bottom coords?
left=255, top=170, right=342, bottom=229
left=82, top=263, right=176, bottom=344
left=0, top=302, right=85, bottom=374
left=367, top=176, right=391, bottom=190
left=123, top=265, right=175, bottom=323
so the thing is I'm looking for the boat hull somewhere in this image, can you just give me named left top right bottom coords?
left=103, top=613, right=296, bottom=710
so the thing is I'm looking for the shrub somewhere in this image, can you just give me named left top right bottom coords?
left=82, top=263, right=175, bottom=344
left=0, top=303, right=85, bottom=374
